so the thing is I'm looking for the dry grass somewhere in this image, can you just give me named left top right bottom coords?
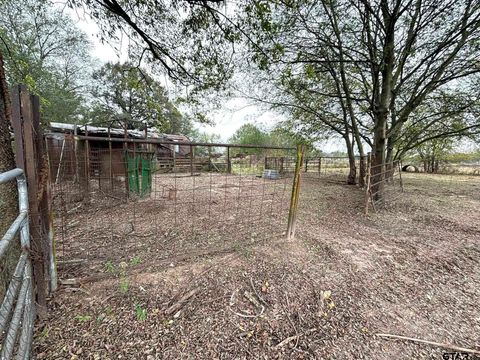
left=34, top=173, right=480, bottom=359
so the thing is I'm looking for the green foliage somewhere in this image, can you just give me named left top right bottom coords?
left=241, top=0, right=480, bottom=164
left=74, top=0, right=237, bottom=100
left=74, top=314, right=92, bottom=323
left=89, top=62, right=192, bottom=134
left=0, top=0, right=91, bottom=124
left=134, top=303, right=147, bottom=321
left=104, top=306, right=113, bottom=316
left=189, top=130, right=222, bottom=156
left=104, top=261, right=115, bottom=273
left=129, top=256, right=141, bottom=266
left=119, top=278, right=129, bottom=294
left=444, top=151, right=480, bottom=163
left=229, top=124, right=270, bottom=155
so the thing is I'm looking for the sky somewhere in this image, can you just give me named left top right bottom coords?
left=64, top=6, right=348, bottom=152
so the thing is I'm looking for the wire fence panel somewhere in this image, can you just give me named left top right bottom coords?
left=365, top=156, right=404, bottom=214
left=0, top=168, right=35, bottom=360
left=47, top=137, right=298, bottom=279
left=303, top=157, right=362, bottom=182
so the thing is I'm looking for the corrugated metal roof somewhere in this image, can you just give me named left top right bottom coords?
left=47, top=122, right=189, bottom=141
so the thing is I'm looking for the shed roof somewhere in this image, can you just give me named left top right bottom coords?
left=46, top=122, right=190, bottom=143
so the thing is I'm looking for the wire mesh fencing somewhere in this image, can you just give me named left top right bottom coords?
left=365, top=155, right=404, bottom=214
left=303, top=156, right=361, bottom=182
left=47, top=136, right=299, bottom=278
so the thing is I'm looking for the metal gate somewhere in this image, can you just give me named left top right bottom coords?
left=0, top=168, right=35, bottom=359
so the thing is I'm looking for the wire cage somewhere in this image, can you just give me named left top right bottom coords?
left=365, top=156, right=404, bottom=214
left=46, top=136, right=298, bottom=277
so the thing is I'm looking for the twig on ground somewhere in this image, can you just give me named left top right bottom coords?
left=250, top=277, right=268, bottom=307
left=284, top=293, right=299, bottom=350
left=165, top=287, right=201, bottom=316
left=276, top=328, right=317, bottom=349
left=229, top=290, right=264, bottom=318
left=66, top=203, right=82, bottom=214
left=243, top=290, right=261, bottom=308
left=376, top=333, right=480, bottom=355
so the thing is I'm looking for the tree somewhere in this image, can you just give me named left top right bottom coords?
left=229, top=123, right=270, bottom=155
left=414, top=138, right=453, bottom=173
left=90, top=62, right=192, bottom=134
left=241, top=0, right=480, bottom=192
left=0, top=0, right=92, bottom=124
left=73, top=0, right=237, bottom=95
left=189, top=130, right=222, bottom=155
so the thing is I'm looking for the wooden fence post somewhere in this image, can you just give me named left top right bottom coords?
left=17, top=85, right=48, bottom=318
left=286, top=144, right=304, bottom=240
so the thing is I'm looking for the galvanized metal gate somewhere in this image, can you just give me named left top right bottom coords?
left=0, top=168, right=35, bottom=359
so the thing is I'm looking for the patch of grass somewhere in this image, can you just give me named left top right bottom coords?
left=104, top=306, right=113, bottom=316
left=120, top=278, right=129, bottom=293
left=74, top=314, right=92, bottom=323
left=39, top=325, right=50, bottom=339
left=130, top=256, right=141, bottom=265
left=104, top=260, right=115, bottom=273
left=135, top=303, right=147, bottom=321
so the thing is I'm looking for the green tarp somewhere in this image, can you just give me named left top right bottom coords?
left=126, top=151, right=153, bottom=196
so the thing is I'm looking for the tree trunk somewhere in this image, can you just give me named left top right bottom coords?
left=344, top=135, right=357, bottom=185
left=371, top=111, right=387, bottom=199
left=371, top=1, right=396, bottom=201
left=0, top=50, right=19, bottom=299
left=358, top=154, right=366, bottom=188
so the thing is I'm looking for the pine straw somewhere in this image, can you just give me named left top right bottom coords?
left=34, top=173, right=480, bottom=359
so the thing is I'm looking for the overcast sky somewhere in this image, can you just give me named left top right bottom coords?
left=65, top=6, right=349, bottom=152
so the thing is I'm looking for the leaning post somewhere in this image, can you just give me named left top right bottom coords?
left=286, top=144, right=305, bottom=240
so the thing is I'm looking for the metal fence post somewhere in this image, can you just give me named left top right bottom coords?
left=364, top=152, right=372, bottom=215
left=398, top=160, right=404, bottom=192
left=286, top=144, right=304, bottom=240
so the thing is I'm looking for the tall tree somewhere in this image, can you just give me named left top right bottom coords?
left=0, top=0, right=92, bottom=124
left=229, top=123, right=270, bottom=155
left=241, top=0, right=480, bottom=192
left=90, top=62, right=192, bottom=134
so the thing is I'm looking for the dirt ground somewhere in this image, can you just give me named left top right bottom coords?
left=34, top=173, right=480, bottom=359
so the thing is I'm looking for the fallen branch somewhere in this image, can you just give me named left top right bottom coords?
left=229, top=290, right=264, bottom=318
left=250, top=278, right=269, bottom=307
left=165, top=287, right=200, bottom=316
left=376, top=333, right=480, bottom=355
left=276, top=328, right=317, bottom=349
